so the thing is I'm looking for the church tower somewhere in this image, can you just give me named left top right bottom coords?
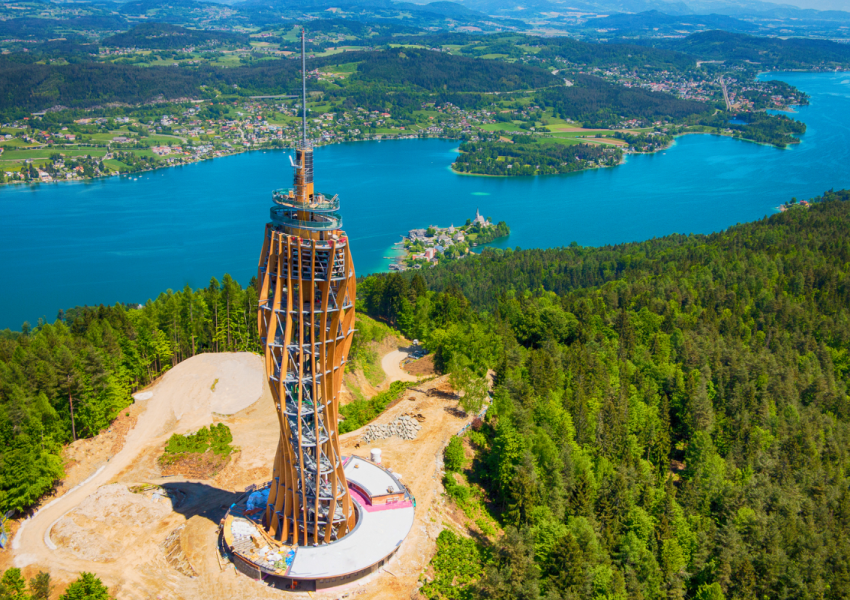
left=256, top=29, right=357, bottom=545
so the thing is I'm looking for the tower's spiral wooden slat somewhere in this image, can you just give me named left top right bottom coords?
left=256, top=28, right=356, bottom=545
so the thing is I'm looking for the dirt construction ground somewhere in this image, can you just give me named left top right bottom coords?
left=5, top=351, right=471, bottom=600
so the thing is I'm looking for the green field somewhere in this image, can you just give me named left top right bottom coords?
left=88, top=133, right=118, bottom=142
left=280, top=25, right=301, bottom=42
left=539, top=136, right=584, bottom=146
left=102, top=159, right=130, bottom=171
left=320, top=62, right=359, bottom=77
left=147, top=134, right=187, bottom=144
left=211, top=53, right=244, bottom=66
left=0, top=147, right=107, bottom=162
left=547, top=131, right=602, bottom=139
left=129, top=149, right=157, bottom=158
left=480, top=122, right=525, bottom=133
left=0, top=138, right=39, bottom=148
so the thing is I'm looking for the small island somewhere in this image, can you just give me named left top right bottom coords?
left=390, top=210, right=509, bottom=271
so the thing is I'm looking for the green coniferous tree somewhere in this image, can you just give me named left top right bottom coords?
left=59, top=573, right=111, bottom=600
left=28, top=572, right=52, bottom=600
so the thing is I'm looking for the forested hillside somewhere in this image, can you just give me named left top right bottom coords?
left=535, top=37, right=696, bottom=72
left=0, top=44, right=693, bottom=118
left=102, top=23, right=248, bottom=49
left=540, top=74, right=713, bottom=128
left=360, top=190, right=850, bottom=600
left=2, top=190, right=849, bottom=600
left=355, top=48, right=556, bottom=92
left=668, top=31, right=850, bottom=68
left=0, top=48, right=554, bottom=115
left=0, top=60, right=206, bottom=113
left=0, top=275, right=259, bottom=512
left=0, top=54, right=314, bottom=114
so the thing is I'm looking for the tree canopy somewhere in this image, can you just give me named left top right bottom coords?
left=363, top=190, right=850, bottom=600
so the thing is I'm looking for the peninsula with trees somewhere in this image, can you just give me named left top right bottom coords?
left=394, top=210, right=510, bottom=270
left=453, top=136, right=623, bottom=176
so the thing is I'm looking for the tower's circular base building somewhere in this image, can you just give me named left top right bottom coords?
left=220, top=456, right=414, bottom=592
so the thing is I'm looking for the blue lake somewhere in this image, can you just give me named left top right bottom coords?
left=1, top=71, right=849, bottom=330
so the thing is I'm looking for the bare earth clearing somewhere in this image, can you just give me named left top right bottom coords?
left=5, top=350, right=470, bottom=600
left=404, top=354, right=437, bottom=377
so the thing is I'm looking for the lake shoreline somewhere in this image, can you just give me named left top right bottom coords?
left=1, top=71, right=847, bottom=329
left=3, top=113, right=802, bottom=187
left=447, top=126, right=798, bottom=178
left=0, top=134, right=463, bottom=188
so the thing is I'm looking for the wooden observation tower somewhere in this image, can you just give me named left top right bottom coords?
left=256, top=28, right=357, bottom=545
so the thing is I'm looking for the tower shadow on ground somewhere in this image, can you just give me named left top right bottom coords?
left=161, top=481, right=245, bottom=524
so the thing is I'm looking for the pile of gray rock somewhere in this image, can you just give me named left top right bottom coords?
left=361, top=415, right=422, bottom=443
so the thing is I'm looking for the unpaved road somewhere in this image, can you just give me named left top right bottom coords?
left=335, top=377, right=469, bottom=600
left=381, top=348, right=421, bottom=383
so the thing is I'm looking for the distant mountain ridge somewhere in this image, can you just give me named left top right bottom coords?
left=589, top=9, right=760, bottom=32
left=666, top=29, right=850, bottom=64
left=441, top=0, right=850, bottom=22
left=102, top=22, right=248, bottom=48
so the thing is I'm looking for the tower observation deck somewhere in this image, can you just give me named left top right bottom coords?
left=256, top=28, right=357, bottom=545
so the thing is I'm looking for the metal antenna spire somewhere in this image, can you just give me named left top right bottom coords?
left=301, top=27, right=307, bottom=147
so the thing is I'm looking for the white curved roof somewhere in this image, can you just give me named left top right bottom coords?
left=344, top=455, right=403, bottom=497
left=286, top=458, right=414, bottom=579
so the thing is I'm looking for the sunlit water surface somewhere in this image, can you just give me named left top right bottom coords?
left=1, top=72, right=848, bottom=329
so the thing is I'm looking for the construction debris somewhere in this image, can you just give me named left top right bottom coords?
left=229, top=518, right=295, bottom=572
left=162, top=524, right=197, bottom=578
left=361, top=415, right=423, bottom=444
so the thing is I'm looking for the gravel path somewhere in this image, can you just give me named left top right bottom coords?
left=380, top=348, right=420, bottom=383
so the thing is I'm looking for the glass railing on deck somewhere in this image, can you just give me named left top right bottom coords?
left=270, top=207, right=342, bottom=231
left=272, top=190, right=340, bottom=212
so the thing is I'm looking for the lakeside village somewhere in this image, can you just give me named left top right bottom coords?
left=0, top=101, right=494, bottom=184
left=0, top=99, right=672, bottom=185
left=576, top=63, right=808, bottom=111
left=389, top=209, right=510, bottom=271
left=0, top=62, right=806, bottom=185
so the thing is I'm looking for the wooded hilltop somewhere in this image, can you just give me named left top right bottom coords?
left=1, top=191, right=849, bottom=600
left=361, top=190, right=850, bottom=600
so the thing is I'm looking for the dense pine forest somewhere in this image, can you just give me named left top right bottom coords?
left=360, top=190, right=850, bottom=600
